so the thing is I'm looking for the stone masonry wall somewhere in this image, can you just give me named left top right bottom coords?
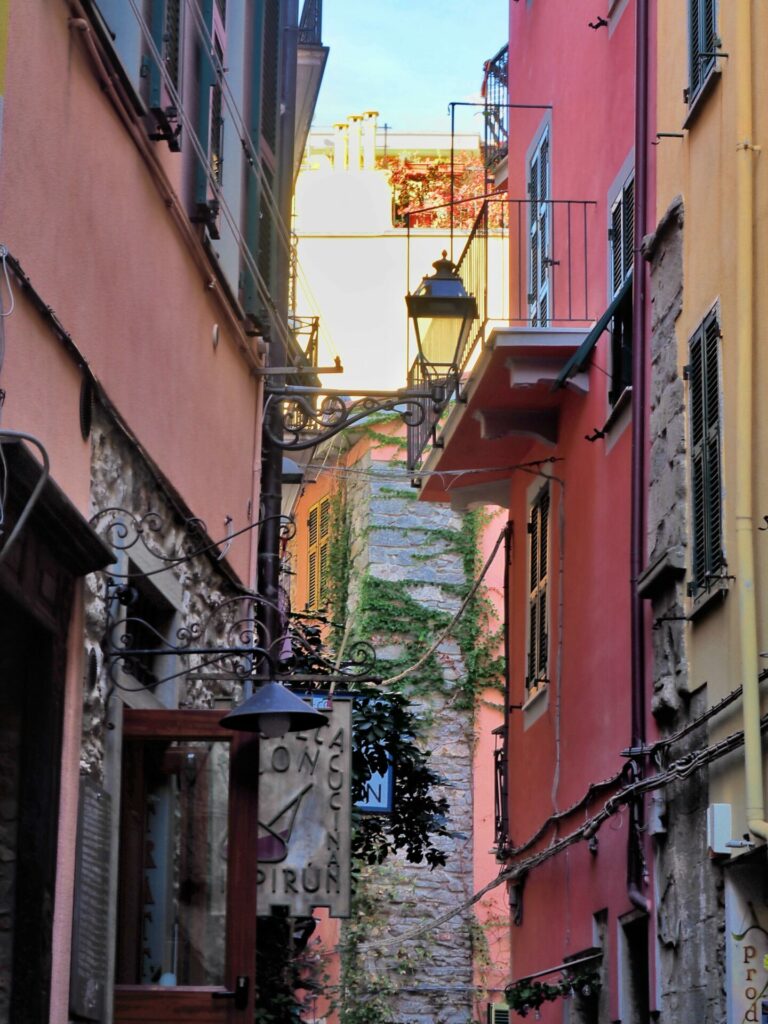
left=645, top=198, right=726, bottom=1023
left=343, top=450, right=475, bottom=1024
left=84, top=408, right=247, bottom=778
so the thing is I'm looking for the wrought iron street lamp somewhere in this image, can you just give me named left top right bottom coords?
left=406, top=251, right=478, bottom=383
left=220, top=679, right=328, bottom=737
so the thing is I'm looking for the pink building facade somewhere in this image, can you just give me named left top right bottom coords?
left=415, top=1, right=657, bottom=1019
left=0, top=1, right=325, bottom=1021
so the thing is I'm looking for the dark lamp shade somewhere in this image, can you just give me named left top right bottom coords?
left=220, top=681, right=329, bottom=735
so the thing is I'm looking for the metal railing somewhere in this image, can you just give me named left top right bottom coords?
left=406, top=359, right=445, bottom=472
left=298, top=0, right=323, bottom=45
left=289, top=315, right=320, bottom=368
left=493, top=739, right=510, bottom=854
left=406, top=193, right=596, bottom=470
left=483, top=44, right=509, bottom=171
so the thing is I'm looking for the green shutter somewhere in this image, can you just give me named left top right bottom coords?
left=689, top=310, right=723, bottom=593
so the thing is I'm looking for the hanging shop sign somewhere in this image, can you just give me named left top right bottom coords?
left=726, top=867, right=768, bottom=1023
left=257, top=698, right=351, bottom=917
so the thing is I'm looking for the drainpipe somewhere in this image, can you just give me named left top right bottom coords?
left=258, top=0, right=299, bottom=653
left=628, top=0, right=651, bottom=913
left=734, top=0, right=768, bottom=843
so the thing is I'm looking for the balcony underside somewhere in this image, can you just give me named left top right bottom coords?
left=418, top=326, right=589, bottom=508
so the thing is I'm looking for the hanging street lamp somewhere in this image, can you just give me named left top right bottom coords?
left=406, top=251, right=479, bottom=385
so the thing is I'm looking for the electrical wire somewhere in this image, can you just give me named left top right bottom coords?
left=352, top=706, right=768, bottom=954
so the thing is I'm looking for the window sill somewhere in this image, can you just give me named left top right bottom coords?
left=522, top=683, right=548, bottom=717
left=689, top=575, right=730, bottom=622
left=604, top=385, right=632, bottom=431
left=683, top=67, right=722, bottom=131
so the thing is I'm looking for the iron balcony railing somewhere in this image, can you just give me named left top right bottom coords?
left=289, top=315, right=320, bottom=369
left=483, top=44, right=509, bottom=172
left=406, top=358, right=444, bottom=473
left=298, top=0, right=323, bottom=45
left=493, top=738, right=510, bottom=855
left=406, top=193, right=597, bottom=470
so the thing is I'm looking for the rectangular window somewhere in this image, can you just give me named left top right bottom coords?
left=528, top=128, right=550, bottom=327
left=688, top=309, right=724, bottom=596
left=526, top=486, right=549, bottom=693
left=608, top=175, right=634, bottom=405
left=689, top=0, right=717, bottom=101
left=307, top=496, right=331, bottom=610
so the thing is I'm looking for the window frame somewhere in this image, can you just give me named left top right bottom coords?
left=687, top=306, right=725, bottom=601
left=525, top=483, right=550, bottom=698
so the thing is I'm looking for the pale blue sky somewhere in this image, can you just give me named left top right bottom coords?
left=313, top=0, right=509, bottom=134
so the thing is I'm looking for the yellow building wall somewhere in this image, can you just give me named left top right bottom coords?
left=655, top=0, right=768, bottom=832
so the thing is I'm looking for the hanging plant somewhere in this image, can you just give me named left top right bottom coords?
left=505, top=967, right=601, bottom=1017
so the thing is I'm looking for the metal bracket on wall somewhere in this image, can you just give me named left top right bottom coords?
left=262, top=383, right=449, bottom=451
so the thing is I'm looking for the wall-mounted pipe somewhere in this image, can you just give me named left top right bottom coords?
left=733, top=0, right=768, bottom=843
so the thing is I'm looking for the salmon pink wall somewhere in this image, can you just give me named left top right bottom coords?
left=0, top=1, right=260, bottom=582
left=499, top=1, right=642, bottom=1017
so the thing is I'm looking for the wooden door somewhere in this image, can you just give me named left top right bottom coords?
left=114, top=710, right=258, bottom=1023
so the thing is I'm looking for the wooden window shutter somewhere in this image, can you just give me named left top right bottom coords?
left=689, top=310, right=723, bottom=593
left=307, top=505, right=319, bottom=608
left=622, top=177, right=635, bottom=279
left=527, top=487, right=549, bottom=689
left=689, top=0, right=716, bottom=99
left=611, top=196, right=624, bottom=295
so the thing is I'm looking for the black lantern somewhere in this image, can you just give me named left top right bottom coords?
left=221, top=680, right=328, bottom=737
left=406, top=251, right=478, bottom=381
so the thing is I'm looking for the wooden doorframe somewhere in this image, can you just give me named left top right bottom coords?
left=114, top=709, right=258, bottom=1022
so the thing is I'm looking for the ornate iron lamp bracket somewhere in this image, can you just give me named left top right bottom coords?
left=263, top=383, right=451, bottom=451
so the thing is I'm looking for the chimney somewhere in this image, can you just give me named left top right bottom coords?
left=333, top=122, right=348, bottom=171
left=362, top=110, right=379, bottom=170
left=347, top=114, right=363, bottom=172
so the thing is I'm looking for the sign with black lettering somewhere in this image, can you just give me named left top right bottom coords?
left=356, top=762, right=394, bottom=813
left=70, top=778, right=112, bottom=1021
left=257, top=698, right=351, bottom=917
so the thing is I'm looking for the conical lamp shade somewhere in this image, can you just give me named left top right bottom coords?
left=220, top=681, right=329, bottom=735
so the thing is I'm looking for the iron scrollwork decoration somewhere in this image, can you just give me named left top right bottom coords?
left=263, top=385, right=449, bottom=451
left=103, top=587, right=380, bottom=693
left=89, top=506, right=296, bottom=580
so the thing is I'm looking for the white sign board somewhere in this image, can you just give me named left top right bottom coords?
left=726, top=864, right=768, bottom=1023
left=257, top=699, right=351, bottom=917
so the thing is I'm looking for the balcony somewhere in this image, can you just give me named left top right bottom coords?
left=407, top=195, right=597, bottom=479
left=483, top=45, right=509, bottom=175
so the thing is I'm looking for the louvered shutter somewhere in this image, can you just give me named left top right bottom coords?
left=538, top=490, right=549, bottom=678
left=611, top=197, right=624, bottom=295
left=689, top=0, right=717, bottom=99
left=318, top=497, right=331, bottom=603
left=488, top=1003, right=511, bottom=1023
left=689, top=311, right=723, bottom=593
left=527, top=488, right=549, bottom=690
left=307, top=505, right=319, bottom=608
left=622, top=178, right=635, bottom=279
left=528, top=132, right=550, bottom=326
